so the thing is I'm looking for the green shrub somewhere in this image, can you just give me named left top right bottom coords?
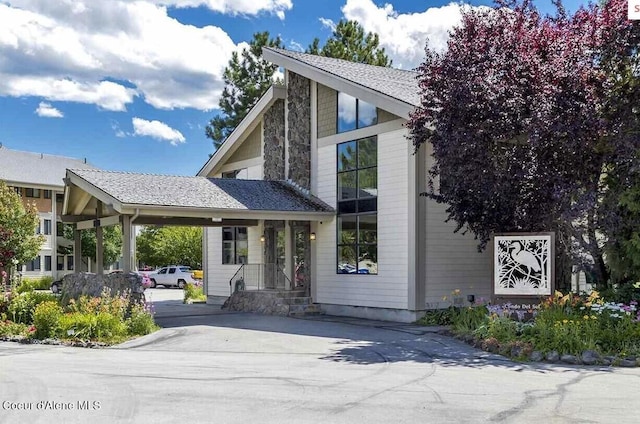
left=451, top=305, right=489, bottom=335
left=33, top=301, right=63, bottom=339
left=0, top=320, right=30, bottom=337
left=8, top=291, right=58, bottom=324
left=417, top=307, right=455, bottom=326
left=16, top=276, right=54, bottom=293
left=127, top=302, right=158, bottom=336
left=183, top=282, right=206, bottom=304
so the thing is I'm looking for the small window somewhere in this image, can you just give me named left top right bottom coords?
left=35, top=221, right=41, bottom=235
left=44, top=219, right=52, bottom=235
left=337, top=92, right=378, bottom=133
left=67, top=255, right=74, bottom=271
left=26, top=256, right=41, bottom=271
left=44, top=256, right=52, bottom=271
left=222, top=227, right=248, bottom=264
left=158, top=268, right=168, bottom=274
left=168, top=268, right=176, bottom=274
left=222, top=170, right=240, bottom=179
left=43, top=190, right=52, bottom=199
left=25, top=188, right=41, bottom=198
left=57, top=256, right=64, bottom=271
left=56, top=193, right=64, bottom=203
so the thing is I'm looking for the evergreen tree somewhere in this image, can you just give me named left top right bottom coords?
left=307, top=20, right=391, bottom=67
left=205, top=32, right=283, bottom=150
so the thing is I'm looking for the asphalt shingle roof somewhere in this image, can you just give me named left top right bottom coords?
left=265, top=47, right=420, bottom=107
left=0, top=146, right=94, bottom=188
left=69, top=169, right=334, bottom=213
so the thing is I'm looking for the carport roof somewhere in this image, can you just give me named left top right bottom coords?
left=65, top=168, right=333, bottom=213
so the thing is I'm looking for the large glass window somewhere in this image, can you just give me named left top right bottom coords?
left=57, top=255, right=64, bottom=271
left=222, top=227, right=248, bottom=265
left=337, top=93, right=378, bottom=133
left=44, top=255, right=52, bottom=272
left=44, top=219, right=52, bottom=235
left=337, top=137, right=378, bottom=274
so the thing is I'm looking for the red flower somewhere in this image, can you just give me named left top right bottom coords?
left=28, top=326, right=36, bottom=333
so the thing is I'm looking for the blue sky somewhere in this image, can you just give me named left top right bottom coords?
left=0, top=0, right=588, bottom=176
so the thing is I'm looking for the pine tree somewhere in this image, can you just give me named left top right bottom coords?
left=205, top=32, right=283, bottom=150
left=307, top=20, right=391, bottom=67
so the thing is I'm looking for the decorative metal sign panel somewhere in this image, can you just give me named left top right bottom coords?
left=494, top=234, right=553, bottom=296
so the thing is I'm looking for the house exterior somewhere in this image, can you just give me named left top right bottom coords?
left=197, top=48, right=494, bottom=322
left=0, top=145, right=95, bottom=279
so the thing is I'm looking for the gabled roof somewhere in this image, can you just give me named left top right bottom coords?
left=0, top=145, right=95, bottom=189
left=263, top=47, right=420, bottom=118
left=197, top=85, right=285, bottom=177
left=64, top=169, right=333, bottom=219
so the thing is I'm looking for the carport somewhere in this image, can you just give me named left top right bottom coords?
left=61, top=168, right=334, bottom=287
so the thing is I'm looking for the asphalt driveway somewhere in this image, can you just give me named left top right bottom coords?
left=1, top=298, right=639, bottom=423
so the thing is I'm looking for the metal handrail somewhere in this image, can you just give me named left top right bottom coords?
left=228, top=263, right=294, bottom=295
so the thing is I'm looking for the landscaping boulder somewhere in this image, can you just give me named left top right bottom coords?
left=581, top=350, right=600, bottom=366
left=560, top=354, right=580, bottom=365
left=61, top=272, right=144, bottom=305
left=618, top=358, right=637, bottom=368
left=546, top=351, right=560, bottom=362
left=529, top=351, right=544, bottom=362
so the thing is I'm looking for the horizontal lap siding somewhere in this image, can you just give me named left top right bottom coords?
left=206, top=227, right=240, bottom=297
left=424, top=142, right=492, bottom=307
left=315, top=128, right=409, bottom=309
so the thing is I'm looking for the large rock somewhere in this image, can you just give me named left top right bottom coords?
left=581, top=350, right=601, bottom=366
left=61, top=272, right=144, bottom=305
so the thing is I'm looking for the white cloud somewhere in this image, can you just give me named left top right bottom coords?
left=319, top=17, right=336, bottom=31
left=110, top=120, right=127, bottom=138
left=132, top=117, right=186, bottom=145
left=150, top=0, right=292, bottom=19
left=35, top=101, right=63, bottom=118
left=0, top=1, right=247, bottom=111
left=340, top=0, right=471, bottom=69
left=288, top=40, right=304, bottom=52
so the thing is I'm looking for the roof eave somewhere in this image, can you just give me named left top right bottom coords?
left=262, top=48, right=415, bottom=119
left=196, top=85, right=286, bottom=177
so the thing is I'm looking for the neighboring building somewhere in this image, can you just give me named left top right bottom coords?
left=196, top=48, right=493, bottom=322
left=0, top=145, right=94, bottom=279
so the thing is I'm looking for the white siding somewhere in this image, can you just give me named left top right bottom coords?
left=315, top=127, right=409, bottom=309
left=246, top=164, right=262, bottom=180
left=423, top=142, right=492, bottom=308
left=205, top=227, right=240, bottom=297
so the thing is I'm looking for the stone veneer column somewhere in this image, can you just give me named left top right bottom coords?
left=263, top=99, right=285, bottom=180
left=287, top=72, right=311, bottom=189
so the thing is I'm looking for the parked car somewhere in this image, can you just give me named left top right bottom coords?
left=147, top=265, right=198, bottom=289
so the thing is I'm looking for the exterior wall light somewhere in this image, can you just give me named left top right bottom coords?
left=260, top=235, right=265, bottom=243
left=310, top=232, right=316, bottom=241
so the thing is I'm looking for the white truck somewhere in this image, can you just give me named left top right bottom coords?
left=147, top=265, right=197, bottom=289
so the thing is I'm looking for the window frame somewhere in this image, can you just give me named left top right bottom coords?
left=222, top=227, right=248, bottom=265
left=44, top=190, right=52, bottom=199
left=336, top=92, right=378, bottom=134
left=336, top=136, right=378, bottom=275
left=25, top=188, right=41, bottom=198
left=44, top=219, right=52, bottom=235
left=26, top=256, right=41, bottom=271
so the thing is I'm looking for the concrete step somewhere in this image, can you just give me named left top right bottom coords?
left=288, top=303, right=323, bottom=316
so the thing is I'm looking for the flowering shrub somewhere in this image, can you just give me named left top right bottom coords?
left=0, top=286, right=158, bottom=345
left=33, top=301, right=63, bottom=339
left=183, top=282, right=206, bottom=304
left=441, top=290, right=640, bottom=359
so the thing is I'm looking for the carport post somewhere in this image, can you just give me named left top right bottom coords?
left=121, top=215, right=132, bottom=273
left=73, top=227, right=82, bottom=274
left=96, top=201, right=104, bottom=275
left=284, top=220, right=293, bottom=290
